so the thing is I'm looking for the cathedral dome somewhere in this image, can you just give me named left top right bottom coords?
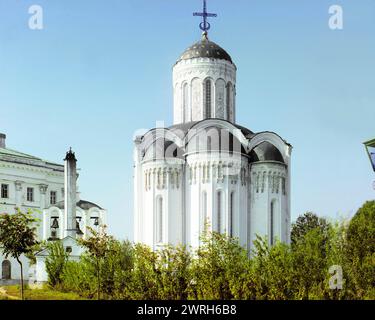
left=176, top=32, right=233, bottom=64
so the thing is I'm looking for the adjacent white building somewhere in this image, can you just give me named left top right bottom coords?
left=133, top=32, right=292, bottom=251
left=0, top=135, right=106, bottom=284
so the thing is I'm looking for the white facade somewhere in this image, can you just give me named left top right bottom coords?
left=0, top=140, right=106, bottom=284
left=134, top=32, right=292, bottom=251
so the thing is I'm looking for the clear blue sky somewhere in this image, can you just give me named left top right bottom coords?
left=0, top=0, right=374, bottom=240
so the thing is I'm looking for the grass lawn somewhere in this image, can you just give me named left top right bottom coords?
left=0, top=285, right=85, bottom=300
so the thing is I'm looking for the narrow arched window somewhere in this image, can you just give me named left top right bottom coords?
left=156, top=197, right=163, bottom=243
left=229, top=192, right=234, bottom=237
left=205, top=80, right=212, bottom=118
left=2, top=260, right=11, bottom=280
left=200, top=191, right=208, bottom=235
left=217, top=191, right=222, bottom=232
left=270, top=201, right=275, bottom=246
left=183, top=83, right=189, bottom=122
left=226, top=83, right=232, bottom=121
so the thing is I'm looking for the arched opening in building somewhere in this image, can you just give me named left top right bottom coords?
left=270, top=200, right=277, bottom=246
left=200, top=191, right=208, bottom=236
left=229, top=192, right=234, bottom=237
left=1, top=260, right=11, bottom=280
left=205, top=79, right=212, bottom=118
left=217, top=191, right=223, bottom=233
left=226, top=82, right=232, bottom=121
left=156, top=196, right=163, bottom=243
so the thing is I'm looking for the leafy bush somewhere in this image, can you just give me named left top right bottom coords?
left=44, top=202, right=375, bottom=300
left=45, top=241, right=68, bottom=288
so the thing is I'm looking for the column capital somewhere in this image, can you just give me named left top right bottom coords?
left=39, top=184, right=48, bottom=194
left=15, top=180, right=23, bottom=191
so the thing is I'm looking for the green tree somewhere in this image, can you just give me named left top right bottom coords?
left=291, top=228, right=329, bottom=299
left=129, top=243, right=160, bottom=300
left=344, top=201, right=375, bottom=299
left=61, top=258, right=96, bottom=298
left=156, top=245, right=192, bottom=300
left=190, top=231, right=249, bottom=300
left=78, top=226, right=114, bottom=300
left=99, top=239, right=134, bottom=299
left=251, top=236, right=294, bottom=300
left=291, top=212, right=330, bottom=245
left=45, top=241, right=69, bottom=288
left=0, top=210, right=39, bottom=300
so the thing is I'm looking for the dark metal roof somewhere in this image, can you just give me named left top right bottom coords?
left=51, top=200, right=103, bottom=210
left=176, top=32, right=233, bottom=64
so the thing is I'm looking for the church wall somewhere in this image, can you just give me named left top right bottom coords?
left=133, top=138, right=143, bottom=244
left=167, top=165, right=184, bottom=245
left=250, top=161, right=288, bottom=247
left=138, top=159, right=184, bottom=249
left=215, top=79, right=226, bottom=119
left=185, top=153, right=249, bottom=248
left=173, top=83, right=182, bottom=124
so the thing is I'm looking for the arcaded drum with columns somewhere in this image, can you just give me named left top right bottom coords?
left=173, top=32, right=236, bottom=124
left=133, top=29, right=292, bottom=251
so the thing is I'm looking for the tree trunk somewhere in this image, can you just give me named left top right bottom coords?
left=16, top=257, right=24, bottom=300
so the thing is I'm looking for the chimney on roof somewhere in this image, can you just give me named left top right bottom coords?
left=0, top=133, right=6, bottom=148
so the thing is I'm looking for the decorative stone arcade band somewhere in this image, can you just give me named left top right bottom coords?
left=188, top=161, right=248, bottom=185
left=143, top=161, right=249, bottom=192
left=144, top=167, right=181, bottom=191
left=253, top=170, right=287, bottom=195
left=179, top=79, right=235, bottom=122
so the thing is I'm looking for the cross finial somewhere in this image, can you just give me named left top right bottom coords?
left=193, top=0, right=217, bottom=33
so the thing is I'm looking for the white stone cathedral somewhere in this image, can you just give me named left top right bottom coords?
left=133, top=25, right=292, bottom=252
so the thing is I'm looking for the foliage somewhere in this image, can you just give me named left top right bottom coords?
left=291, top=212, right=330, bottom=246
left=127, top=244, right=192, bottom=300
left=43, top=201, right=375, bottom=300
left=251, top=236, right=294, bottom=300
left=45, top=241, right=69, bottom=288
left=343, top=201, right=375, bottom=299
left=0, top=209, right=39, bottom=300
left=61, top=258, right=97, bottom=298
left=154, top=245, right=191, bottom=300
left=190, top=231, right=249, bottom=300
left=77, top=226, right=115, bottom=300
